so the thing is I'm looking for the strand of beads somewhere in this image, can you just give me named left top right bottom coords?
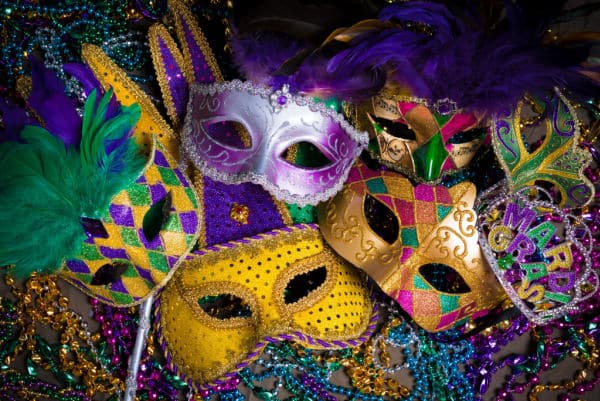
left=466, top=282, right=600, bottom=401
left=91, top=298, right=188, bottom=400
left=0, top=274, right=122, bottom=400
left=0, top=0, right=156, bottom=94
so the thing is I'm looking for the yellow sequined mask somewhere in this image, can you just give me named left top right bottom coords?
left=156, top=224, right=377, bottom=389
left=317, top=162, right=506, bottom=331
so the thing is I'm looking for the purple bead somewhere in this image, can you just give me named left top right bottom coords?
left=277, top=95, right=287, bottom=105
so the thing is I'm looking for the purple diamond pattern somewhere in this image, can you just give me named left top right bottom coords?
left=150, top=183, right=168, bottom=203
left=65, top=259, right=91, bottom=274
left=99, top=246, right=128, bottom=259
left=109, top=204, right=135, bottom=227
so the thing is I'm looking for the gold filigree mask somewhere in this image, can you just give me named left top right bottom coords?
left=350, top=83, right=488, bottom=182
left=317, top=162, right=506, bottom=331
left=156, top=224, right=376, bottom=389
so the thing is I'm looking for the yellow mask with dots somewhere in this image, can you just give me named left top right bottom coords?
left=156, top=224, right=377, bottom=389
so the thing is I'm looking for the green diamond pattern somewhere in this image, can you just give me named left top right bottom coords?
left=185, top=187, right=198, bottom=208
left=121, top=227, right=142, bottom=247
left=121, top=264, right=138, bottom=278
left=148, top=251, right=169, bottom=273
left=158, top=166, right=181, bottom=186
left=163, top=214, right=182, bottom=232
left=127, top=184, right=151, bottom=206
left=439, top=294, right=460, bottom=314
left=366, top=178, right=388, bottom=194
left=80, top=244, right=104, bottom=261
left=401, top=228, right=418, bottom=247
left=111, top=292, right=134, bottom=304
left=414, top=274, right=432, bottom=290
left=436, top=205, right=453, bottom=222
left=76, top=273, right=92, bottom=284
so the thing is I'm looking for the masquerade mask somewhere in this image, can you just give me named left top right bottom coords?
left=181, top=80, right=368, bottom=206
left=351, top=84, right=487, bottom=182
left=61, top=140, right=201, bottom=306
left=477, top=88, right=597, bottom=324
left=0, top=66, right=201, bottom=306
left=317, top=162, right=505, bottom=331
left=156, top=224, right=377, bottom=389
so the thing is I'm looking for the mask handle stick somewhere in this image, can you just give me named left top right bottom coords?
left=124, top=294, right=154, bottom=401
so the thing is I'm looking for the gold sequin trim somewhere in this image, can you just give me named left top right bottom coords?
left=169, top=0, right=224, bottom=83
left=81, top=44, right=177, bottom=156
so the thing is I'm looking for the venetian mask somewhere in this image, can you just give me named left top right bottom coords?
left=476, top=88, right=598, bottom=324
left=317, top=161, right=506, bottom=331
left=60, top=140, right=201, bottom=306
left=181, top=80, right=368, bottom=206
left=350, top=83, right=487, bottom=182
left=156, top=224, right=376, bottom=388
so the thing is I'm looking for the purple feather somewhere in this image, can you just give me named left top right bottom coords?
left=323, top=1, right=600, bottom=114
left=0, top=99, right=36, bottom=143
left=63, top=63, right=120, bottom=120
left=231, top=30, right=305, bottom=85
left=63, top=63, right=128, bottom=155
left=231, top=1, right=600, bottom=114
left=28, top=58, right=82, bottom=146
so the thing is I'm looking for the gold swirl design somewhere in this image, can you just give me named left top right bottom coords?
left=454, top=200, right=477, bottom=237
left=426, top=226, right=469, bottom=260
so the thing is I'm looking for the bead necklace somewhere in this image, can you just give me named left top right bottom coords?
left=0, top=0, right=156, bottom=95
left=0, top=274, right=121, bottom=400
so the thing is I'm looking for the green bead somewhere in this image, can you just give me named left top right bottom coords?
left=253, top=387, right=274, bottom=400
left=56, top=370, right=76, bottom=385
left=412, top=132, right=449, bottom=181
left=26, top=355, right=37, bottom=376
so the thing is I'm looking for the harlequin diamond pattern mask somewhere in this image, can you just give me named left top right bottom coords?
left=156, top=224, right=377, bottom=389
left=317, top=162, right=506, bottom=331
left=352, top=84, right=487, bottom=182
left=61, top=141, right=201, bottom=306
left=181, top=80, right=368, bottom=206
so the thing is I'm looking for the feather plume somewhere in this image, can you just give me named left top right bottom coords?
left=323, top=1, right=600, bottom=113
left=231, top=0, right=600, bottom=113
left=0, top=89, right=143, bottom=277
left=28, top=57, right=82, bottom=147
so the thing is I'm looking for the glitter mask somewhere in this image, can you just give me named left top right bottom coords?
left=156, top=224, right=377, bottom=389
left=181, top=80, right=368, bottom=206
left=476, top=89, right=598, bottom=324
left=352, top=85, right=487, bottom=182
left=60, top=141, right=201, bottom=306
left=317, top=162, right=506, bottom=331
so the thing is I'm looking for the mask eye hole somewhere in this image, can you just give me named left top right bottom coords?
left=201, top=120, right=252, bottom=149
left=281, top=142, right=332, bottom=168
left=198, top=294, right=252, bottom=319
left=91, top=260, right=132, bottom=286
left=142, top=191, right=172, bottom=241
left=369, top=114, right=416, bottom=140
left=364, top=194, right=400, bottom=244
left=80, top=217, right=109, bottom=239
left=448, top=127, right=487, bottom=144
left=284, top=266, right=327, bottom=304
left=419, top=263, right=471, bottom=294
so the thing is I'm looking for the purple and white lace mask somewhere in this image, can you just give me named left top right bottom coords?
left=181, top=80, right=368, bottom=206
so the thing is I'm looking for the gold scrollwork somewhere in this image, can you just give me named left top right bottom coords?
left=453, top=200, right=477, bottom=237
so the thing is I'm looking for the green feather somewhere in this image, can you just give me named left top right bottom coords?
left=0, top=90, right=144, bottom=277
